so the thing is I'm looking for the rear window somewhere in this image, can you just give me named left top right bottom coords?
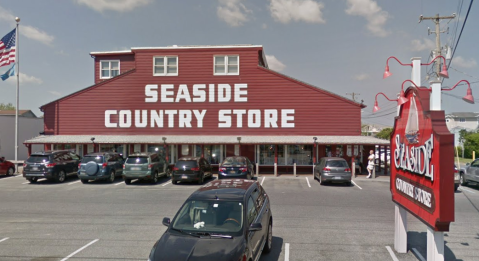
left=81, top=156, right=104, bottom=164
left=26, top=155, right=50, bottom=163
left=175, top=160, right=198, bottom=168
left=326, top=160, right=348, bottom=168
left=221, top=157, right=247, bottom=166
left=126, top=156, right=149, bottom=164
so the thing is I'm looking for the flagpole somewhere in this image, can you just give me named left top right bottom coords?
left=15, top=17, right=20, bottom=163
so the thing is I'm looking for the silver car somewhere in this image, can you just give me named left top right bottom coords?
left=314, top=157, right=352, bottom=186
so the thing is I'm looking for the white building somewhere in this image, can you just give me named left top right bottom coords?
left=445, top=112, right=479, bottom=145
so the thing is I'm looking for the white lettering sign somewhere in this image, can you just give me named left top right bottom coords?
left=394, top=134, right=434, bottom=181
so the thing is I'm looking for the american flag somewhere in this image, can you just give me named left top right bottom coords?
left=0, top=28, right=16, bottom=68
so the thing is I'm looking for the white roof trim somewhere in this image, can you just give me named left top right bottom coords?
left=131, top=45, right=262, bottom=50
left=24, top=135, right=389, bottom=145
left=90, top=50, right=132, bottom=55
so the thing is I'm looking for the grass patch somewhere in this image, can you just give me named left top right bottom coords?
left=455, top=157, right=473, bottom=165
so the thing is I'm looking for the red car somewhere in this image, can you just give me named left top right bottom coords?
left=0, top=156, right=15, bottom=176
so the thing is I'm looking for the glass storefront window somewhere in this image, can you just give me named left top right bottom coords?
left=335, top=145, right=343, bottom=157
left=100, top=144, right=124, bottom=154
left=195, top=145, right=202, bottom=157
left=147, top=144, right=167, bottom=158
left=287, top=145, right=313, bottom=165
left=259, top=145, right=275, bottom=165
left=204, top=145, right=221, bottom=164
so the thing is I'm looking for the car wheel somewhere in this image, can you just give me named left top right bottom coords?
left=346, top=181, right=352, bottom=186
left=460, top=173, right=468, bottom=186
left=28, top=177, right=38, bottom=183
left=108, top=171, right=115, bottom=183
left=152, top=171, right=158, bottom=183
left=454, top=184, right=459, bottom=192
left=263, top=221, right=273, bottom=254
left=166, top=168, right=171, bottom=178
left=56, top=170, right=66, bottom=183
left=124, top=179, right=131, bottom=185
left=7, top=167, right=14, bottom=176
left=172, top=180, right=178, bottom=185
left=80, top=179, right=88, bottom=184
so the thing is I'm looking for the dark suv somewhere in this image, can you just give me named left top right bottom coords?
left=171, top=157, right=213, bottom=185
left=77, top=152, right=124, bottom=183
left=23, top=150, right=81, bottom=183
left=149, top=179, right=273, bottom=260
left=122, top=152, right=170, bottom=184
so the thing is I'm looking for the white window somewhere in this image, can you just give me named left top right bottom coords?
left=153, top=56, right=178, bottom=76
left=460, top=118, right=466, bottom=122
left=214, top=55, right=239, bottom=75
left=100, top=60, right=120, bottom=79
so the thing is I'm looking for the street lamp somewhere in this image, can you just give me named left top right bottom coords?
left=383, top=55, right=449, bottom=79
left=373, top=93, right=405, bottom=113
left=441, top=80, right=474, bottom=104
left=90, top=137, right=95, bottom=152
left=162, top=137, right=167, bottom=144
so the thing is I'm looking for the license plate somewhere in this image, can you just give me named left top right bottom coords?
left=229, top=171, right=236, bottom=174
left=131, top=167, right=141, bottom=171
left=181, top=175, right=188, bottom=179
left=32, top=167, right=38, bottom=171
left=333, top=177, right=341, bottom=180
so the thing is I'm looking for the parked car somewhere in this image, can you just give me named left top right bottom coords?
left=459, top=160, right=479, bottom=187
left=122, top=152, right=170, bottom=184
left=171, top=157, right=213, bottom=185
left=77, top=152, right=124, bottom=183
left=148, top=179, right=272, bottom=261
left=454, top=164, right=460, bottom=192
left=23, top=150, right=81, bottom=183
left=313, top=157, right=352, bottom=185
left=218, top=156, right=255, bottom=180
left=0, top=156, right=15, bottom=176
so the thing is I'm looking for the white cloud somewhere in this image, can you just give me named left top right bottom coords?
left=269, top=0, right=325, bottom=24
left=452, top=56, right=477, bottom=68
left=410, top=38, right=435, bottom=51
left=345, top=0, right=389, bottom=37
left=354, top=73, right=369, bottom=81
left=48, top=91, right=62, bottom=97
left=0, top=5, right=54, bottom=46
left=75, top=0, right=151, bottom=13
left=217, top=0, right=252, bottom=27
left=5, top=72, right=43, bottom=85
left=266, top=55, right=286, bottom=71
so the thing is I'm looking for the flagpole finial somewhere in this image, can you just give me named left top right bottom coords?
left=15, top=17, right=20, bottom=22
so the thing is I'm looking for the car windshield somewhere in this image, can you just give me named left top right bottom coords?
left=26, top=155, right=50, bottom=163
left=326, top=160, right=348, bottom=168
left=81, top=156, right=103, bottom=163
left=221, top=157, right=246, bottom=166
left=171, top=200, right=243, bottom=236
left=175, top=160, right=198, bottom=168
left=126, top=156, right=148, bottom=164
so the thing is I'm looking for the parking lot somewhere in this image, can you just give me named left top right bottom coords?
left=0, top=173, right=478, bottom=261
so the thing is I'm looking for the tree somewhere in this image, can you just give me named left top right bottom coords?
left=463, top=132, right=479, bottom=158
left=0, top=103, right=15, bottom=110
left=376, top=127, right=393, bottom=140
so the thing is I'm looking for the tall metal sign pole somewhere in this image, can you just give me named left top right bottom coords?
left=14, top=17, right=20, bottom=163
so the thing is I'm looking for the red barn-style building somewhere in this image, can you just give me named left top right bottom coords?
left=25, top=45, right=388, bottom=174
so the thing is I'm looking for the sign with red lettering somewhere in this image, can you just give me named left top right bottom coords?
left=390, top=87, right=454, bottom=231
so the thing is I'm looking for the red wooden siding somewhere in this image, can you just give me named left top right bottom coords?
left=43, top=47, right=361, bottom=136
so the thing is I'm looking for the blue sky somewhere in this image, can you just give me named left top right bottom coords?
left=0, top=0, right=477, bottom=127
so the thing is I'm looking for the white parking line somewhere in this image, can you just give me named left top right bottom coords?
left=351, top=180, right=362, bottom=190
left=0, top=237, right=9, bottom=243
left=22, top=182, right=29, bottom=185
left=385, top=246, right=398, bottom=261
left=60, top=239, right=99, bottom=261
left=305, top=177, right=311, bottom=188
left=284, top=243, right=290, bottom=261
left=412, top=247, right=426, bottom=261
left=459, top=187, right=476, bottom=194
left=68, top=180, right=81, bottom=185
left=260, top=176, right=265, bottom=186
left=114, top=182, right=124, bottom=186
left=162, top=181, right=171, bottom=186
left=0, top=176, right=20, bottom=181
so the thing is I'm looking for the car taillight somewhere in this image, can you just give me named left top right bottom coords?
left=46, top=163, right=56, bottom=168
left=454, top=169, right=458, bottom=173
left=148, top=164, right=153, bottom=169
left=344, top=168, right=351, bottom=172
left=78, top=163, right=81, bottom=169
left=23, top=163, right=26, bottom=167
left=323, top=167, right=331, bottom=171
left=191, top=167, right=200, bottom=171
left=173, top=167, right=179, bottom=171
left=239, top=167, right=247, bottom=172
left=102, top=163, right=107, bottom=169
left=219, top=167, right=226, bottom=172
left=123, top=164, right=125, bottom=169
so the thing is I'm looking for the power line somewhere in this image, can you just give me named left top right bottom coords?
left=446, top=0, right=474, bottom=72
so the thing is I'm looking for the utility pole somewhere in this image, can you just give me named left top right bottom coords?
left=346, top=92, right=360, bottom=102
left=419, top=13, right=456, bottom=80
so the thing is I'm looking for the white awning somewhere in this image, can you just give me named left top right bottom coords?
left=24, top=135, right=390, bottom=145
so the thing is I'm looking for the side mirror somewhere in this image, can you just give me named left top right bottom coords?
left=249, top=223, right=262, bottom=231
left=466, top=163, right=470, bottom=166
left=162, top=217, right=171, bottom=227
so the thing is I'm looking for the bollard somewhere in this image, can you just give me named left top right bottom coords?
left=372, top=163, right=376, bottom=179
left=274, top=163, right=277, bottom=177
left=294, top=163, right=297, bottom=177
left=352, top=162, right=356, bottom=178
left=256, top=163, right=259, bottom=177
